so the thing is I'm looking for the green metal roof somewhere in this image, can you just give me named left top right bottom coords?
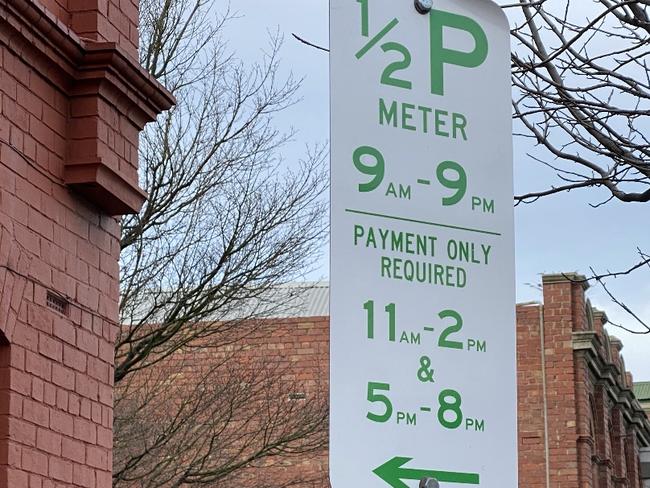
left=634, top=381, right=650, bottom=401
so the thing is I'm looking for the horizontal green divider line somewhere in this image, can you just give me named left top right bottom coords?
left=344, top=208, right=502, bottom=237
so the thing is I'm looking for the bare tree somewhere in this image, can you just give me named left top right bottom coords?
left=114, top=0, right=329, bottom=484
left=508, top=0, right=650, bottom=332
left=119, top=0, right=328, bottom=380
left=114, top=322, right=328, bottom=487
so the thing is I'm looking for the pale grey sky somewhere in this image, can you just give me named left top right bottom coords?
left=222, top=1, right=650, bottom=381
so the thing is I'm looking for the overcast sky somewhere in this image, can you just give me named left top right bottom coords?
left=221, top=1, right=650, bottom=381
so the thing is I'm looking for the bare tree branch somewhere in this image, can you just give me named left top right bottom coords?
left=589, top=267, right=650, bottom=335
left=114, top=0, right=329, bottom=485
left=510, top=0, right=650, bottom=205
left=291, top=34, right=330, bottom=53
left=114, top=325, right=328, bottom=487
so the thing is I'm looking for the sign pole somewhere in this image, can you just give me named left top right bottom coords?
left=420, top=478, right=440, bottom=488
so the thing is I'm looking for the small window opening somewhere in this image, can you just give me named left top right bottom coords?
left=46, top=292, right=69, bottom=316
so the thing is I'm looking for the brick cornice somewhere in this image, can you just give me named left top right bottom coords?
left=1, top=0, right=173, bottom=113
left=0, top=0, right=175, bottom=215
left=592, top=456, right=614, bottom=468
left=542, top=272, right=589, bottom=290
left=573, top=331, right=650, bottom=447
left=73, top=42, right=175, bottom=126
left=0, top=0, right=83, bottom=77
left=578, top=434, right=595, bottom=447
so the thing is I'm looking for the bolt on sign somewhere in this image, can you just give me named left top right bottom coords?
left=329, top=0, right=516, bottom=487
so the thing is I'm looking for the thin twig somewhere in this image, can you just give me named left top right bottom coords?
left=590, top=267, right=650, bottom=335
left=291, top=33, right=329, bottom=52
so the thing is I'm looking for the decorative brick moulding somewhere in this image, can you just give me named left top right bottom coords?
left=3, top=0, right=175, bottom=215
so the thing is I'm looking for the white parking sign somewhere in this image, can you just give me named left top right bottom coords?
left=329, top=1, right=517, bottom=487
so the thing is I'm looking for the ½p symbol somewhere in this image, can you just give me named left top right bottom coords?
left=429, top=9, right=488, bottom=96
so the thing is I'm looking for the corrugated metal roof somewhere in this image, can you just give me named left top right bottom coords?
left=262, top=284, right=545, bottom=317
left=121, top=282, right=330, bottom=324
left=215, top=282, right=330, bottom=320
left=249, top=282, right=329, bottom=318
left=634, top=381, right=650, bottom=401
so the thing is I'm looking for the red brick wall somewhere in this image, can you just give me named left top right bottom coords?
left=62, top=0, right=139, bottom=60
left=229, top=317, right=330, bottom=487
left=516, top=302, right=548, bottom=487
left=542, top=277, right=581, bottom=487
left=0, top=1, right=170, bottom=486
left=0, top=41, right=117, bottom=488
left=113, top=317, right=330, bottom=487
left=516, top=275, right=650, bottom=488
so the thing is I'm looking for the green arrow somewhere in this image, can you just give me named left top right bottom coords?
left=373, top=457, right=480, bottom=487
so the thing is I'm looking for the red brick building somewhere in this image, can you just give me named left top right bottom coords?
left=0, top=1, right=171, bottom=486
left=517, top=274, right=650, bottom=488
